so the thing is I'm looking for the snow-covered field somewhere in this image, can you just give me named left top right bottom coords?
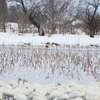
left=0, top=31, right=100, bottom=100
left=0, top=32, right=100, bottom=83
left=0, top=32, right=100, bottom=47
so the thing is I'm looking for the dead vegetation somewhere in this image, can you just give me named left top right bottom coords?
left=23, top=43, right=31, bottom=45
left=0, top=45, right=100, bottom=79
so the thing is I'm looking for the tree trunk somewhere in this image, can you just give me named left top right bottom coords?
left=3, top=23, right=6, bottom=33
left=90, top=27, right=94, bottom=38
left=59, top=27, right=61, bottom=34
left=29, top=17, right=45, bottom=36
left=38, top=25, right=45, bottom=36
left=70, top=24, right=73, bottom=34
left=90, top=33, right=94, bottom=38
left=51, top=25, right=56, bottom=34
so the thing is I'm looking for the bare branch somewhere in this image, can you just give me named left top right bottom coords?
left=8, top=0, right=45, bottom=36
left=83, top=0, right=100, bottom=37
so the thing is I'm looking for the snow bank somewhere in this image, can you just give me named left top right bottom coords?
left=0, top=32, right=100, bottom=47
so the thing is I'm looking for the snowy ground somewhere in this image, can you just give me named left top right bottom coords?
left=0, top=32, right=100, bottom=85
left=0, top=32, right=100, bottom=47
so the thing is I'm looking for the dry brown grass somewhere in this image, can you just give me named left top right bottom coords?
left=0, top=45, right=100, bottom=79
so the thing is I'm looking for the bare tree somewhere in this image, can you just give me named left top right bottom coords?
left=83, top=0, right=100, bottom=38
left=8, top=6, right=17, bottom=22
left=8, top=0, right=45, bottom=36
left=9, top=6, right=30, bottom=33
left=0, top=0, right=8, bottom=32
left=61, top=1, right=81, bottom=35
left=42, top=0, right=73, bottom=34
